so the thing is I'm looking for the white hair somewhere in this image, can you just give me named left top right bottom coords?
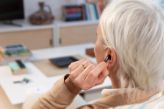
left=100, top=0, right=164, bottom=90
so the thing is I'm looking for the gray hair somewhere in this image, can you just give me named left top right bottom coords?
left=100, top=0, right=164, bottom=90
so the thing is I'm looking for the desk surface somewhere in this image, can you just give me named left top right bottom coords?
left=31, top=43, right=95, bottom=60
left=0, top=43, right=95, bottom=109
left=0, top=43, right=111, bottom=109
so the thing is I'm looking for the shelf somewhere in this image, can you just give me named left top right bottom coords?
left=0, top=20, right=99, bottom=33
left=55, top=20, right=99, bottom=27
left=0, top=19, right=98, bottom=47
left=0, top=20, right=54, bottom=33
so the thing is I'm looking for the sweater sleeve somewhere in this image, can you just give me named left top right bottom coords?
left=31, top=76, right=128, bottom=109
left=31, top=74, right=156, bottom=109
left=31, top=74, right=81, bottom=109
left=31, top=74, right=116, bottom=109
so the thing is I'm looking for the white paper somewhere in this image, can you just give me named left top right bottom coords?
left=0, top=62, right=111, bottom=105
left=0, top=63, right=48, bottom=104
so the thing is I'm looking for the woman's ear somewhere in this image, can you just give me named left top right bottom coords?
left=105, top=48, right=117, bottom=69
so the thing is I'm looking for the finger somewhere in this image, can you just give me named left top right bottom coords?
left=92, top=62, right=108, bottom=77
left=94, top=76, right=106, bottom=86
left=69, top=64, right=84, bottom=80
left=81, top=59, right=92, bottom=69
left=69, top=59, right=87, bottom=75
left=69, top=60, right=91, bottom=80
left=69, top=59, right=90, bottom=73
left=68, top=59, right=85, bottom=72
left=82, top=62, right=107, bottom=87
left=77, top=64, right=95, bottom=89
left=72, top=64, right=95, bottom=90
left=84, top=66, right=100, bottom=86
left=95, top=69, right=108, bottom=85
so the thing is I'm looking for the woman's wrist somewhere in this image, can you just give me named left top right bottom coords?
left=64, top=74, right=81, bottom=94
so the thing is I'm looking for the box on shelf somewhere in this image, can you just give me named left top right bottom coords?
left=62, top=5, right=87, bottom=22
left=8, top=60, right=28, bottom=75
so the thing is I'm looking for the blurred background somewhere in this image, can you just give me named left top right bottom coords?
left=0, top=0, right=164, bottom=109
left=0, top=0, right=111, bottom=50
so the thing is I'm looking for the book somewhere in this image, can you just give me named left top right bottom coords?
left=85, top=4, right=91, bottom=20
left=93, top=3, right=99, bottom=19
left=62, top=0, right=108, bottom=22
left=97, top=0, right=105, bottom=16
left=0, top=44, right=32, bottom=64
left=86, top=0, right=109, bottom=19
left=88, top=3, right=97, bottom=20
left=63, top=5, right=87, bottom=22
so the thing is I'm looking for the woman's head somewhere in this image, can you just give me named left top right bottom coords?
left=95, top=0, right=164, bottom=90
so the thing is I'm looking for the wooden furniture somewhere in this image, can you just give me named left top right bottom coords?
left=0, top=28, right=53, bottom=50
left=33, top=59, right=68, bottom=77
left=55, top=21, right=98, bottom=46
left=0, top=20, right=98, bottom=49
left=0, top=23, right=54, bottom=50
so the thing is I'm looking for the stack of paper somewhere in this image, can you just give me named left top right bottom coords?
left=0, top=63, right=48, bottom=104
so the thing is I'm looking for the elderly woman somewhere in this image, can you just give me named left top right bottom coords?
left=32, top=0, right=164, bottom=108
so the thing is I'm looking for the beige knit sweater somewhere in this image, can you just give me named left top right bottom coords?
left=31, top=75, right=158, bottom=109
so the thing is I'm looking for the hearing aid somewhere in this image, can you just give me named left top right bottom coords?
left=104, top=55, right=111, bottom=63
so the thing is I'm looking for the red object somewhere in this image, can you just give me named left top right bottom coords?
left=97, top=0, right=104, bottom=15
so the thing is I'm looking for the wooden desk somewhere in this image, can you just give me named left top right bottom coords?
left=33, top=59, right=68, bottom=77
left=0, top=43, right=95, bottom=109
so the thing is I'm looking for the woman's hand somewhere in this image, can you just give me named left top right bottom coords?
left=68, top=59, right=109, bottom=90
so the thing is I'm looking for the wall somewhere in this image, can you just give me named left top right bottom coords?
left=24, top=0, right=85, bottom=21
left=24, top=0, right=65, bottom=21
